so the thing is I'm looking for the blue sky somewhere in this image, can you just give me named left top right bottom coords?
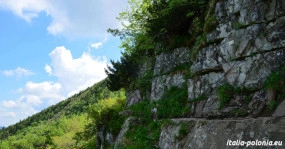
left=0, top=0, right=128, bottom=127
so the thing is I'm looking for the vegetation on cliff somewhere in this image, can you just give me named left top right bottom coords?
left=2, top=0, right=284, bottom=148
left=106, top=0, right=211, bottom=91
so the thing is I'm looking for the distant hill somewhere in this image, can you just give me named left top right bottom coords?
left=0, top=78, right=125, bottom=148
left=0, top=126, right=3, bottom=130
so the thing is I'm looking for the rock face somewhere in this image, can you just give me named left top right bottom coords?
left=114, top=117, right=134, bottom=149
left=273, top=100, right=285, bottom=117
left=159, top=117, right=285, bottom=149
left=126, top=90, right=142, bottom=107
left=114, top=0, right=285, bottom=148
left=151, top=0, right=285, bottom=118
left=151, top=47, right=190, bottom=101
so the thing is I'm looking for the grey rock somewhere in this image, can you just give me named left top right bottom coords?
left=248, top=91, right=267, bottom=117
left=159, top=122, right=181, bottom=149
left=222, top=49, right=285, bottom=88
left=151, top=75, right=167, bottom=101
left=151, top=74, right=185, bottom=101
left=273, top=100, right=285, bottom=117
left=188, top=72, right=225, bottom=100
left=97, top=126, right=114, bottom=149
left=193, top=100, right=207, bottom=118
left=202, top=95, right=221, bottom=117
left=219, top=38, right=236, bottom=61
left=276, top=0, right=285, bottom=17
left=159, top=117, right=285, bottom=149
left=190, top=44, right=223, bottom=74
left=126, top=90, right=142, bottom=107
left=265, top=0, right=277, bottom=21
left=114, top=117, right=134, bottom=149
left=153, top=47, right=190, bottom=75
left=237, top=1, right=265, bottom=25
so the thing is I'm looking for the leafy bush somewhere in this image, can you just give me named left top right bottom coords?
left=121, top=120, right=162, bottom=149
left=217, top=83, right=234, bottom=109
left=0, top=115, right=87, bottom=149
left=217, top=83, right=253, bottom=109
left=88, top=95, right=126, bottom=136
left=175, top=121, right=195, bottom=140
left=156, top=85, right=191, bottom=118
left=105, top=55, right=139, bottom=91
left=263, top=67, right=285, bottom=91
left=263, top=66, right=285, bottom=112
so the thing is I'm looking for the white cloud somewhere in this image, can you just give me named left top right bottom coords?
left=44, top=64, right=52, bottom=75
left=0, top=112, right=16, bottom=118
left=0, top=46, right=108, bottom=127
left=0, top=0, right=49, bottom=22
left=0, top=80, right=64, bottom=126
left=91, top=42, right=103, bottom=49
left=0, top=0, right=128, bottom=38
left=2, top=67, right=34, bottom=78
left=47, top=46, right=107, bottom=97
left=0, top=98, right=38, bottom=127
left=2, top=100, right=17, bottom=108
left=18, top=81, right=64, bottom=105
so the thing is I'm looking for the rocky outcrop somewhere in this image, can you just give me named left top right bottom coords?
left=114, top=117, right=134, bottom=149
left=183, top=0, right=285, bottom=117
left=159, top=117, right=285, bottom=149
left=115, top=0, right=285, bottom=148
left=126, top=90, right=142, bottom=107
left=273, top=100, right=285, bottom=117
left=151, top=47, right=190, bottom=101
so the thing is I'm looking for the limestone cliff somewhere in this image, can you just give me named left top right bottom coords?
left=115, top=0, right=285, bottom=148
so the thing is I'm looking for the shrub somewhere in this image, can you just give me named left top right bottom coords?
left=217, top=83, right=234, bottom=109
left=156, top=84, right=191, bottom=118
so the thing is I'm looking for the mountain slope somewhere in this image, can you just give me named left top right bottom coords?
left=0, top=79, right=125, bottom=148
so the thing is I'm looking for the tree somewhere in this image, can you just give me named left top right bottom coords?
left=105, top=54, right=139, bottom=91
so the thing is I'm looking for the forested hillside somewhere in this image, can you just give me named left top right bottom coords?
left=1, top=0, right=285, bottom=148
left=0, top=79, right=126, bottom=148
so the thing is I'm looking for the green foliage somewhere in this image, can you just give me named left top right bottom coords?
left=175, top=121, right=195, bottom=140
left=75, top=89, right=126, bottom=149
left=217, top=83, right=253, bottom=109
left=156, top=84, right=191, bottom=118
left=148, top=0, right=208, bottom=46
left=229, top=109, right=248, bottom=117
left=121, top=120, right=162, bottom=149
left=129, top=100, right=153, bottom=123
left=267, top=100, right=278, bottom=111
left=107, top=0, right=211, bottom=92
left=190, top=34, right=206, bottom=60
left=234, top=22, right=246, bottom=30
left=0, top=79, right=116, bottom=140
left=203, top=0, right=218, bottom=33
left=127, top=84, right=190, bottom=122
left=0, top=115, right=88, bottom=149
left=204, top=14, right=218, bottom=33
left=105, top=55, right=139, bottom=91
left=217, top=83, right=234, bottom=109
left=263, top=66, right=285, bottom=112
left=131, top=68, right=154, bottom=97
left=116, top=99, right=162, bottom=148
left=191, top=94, right=207, bottom=102
left=122, top=84, right=191, bottom=148
left=244, top=95, right=252, bottom=104
left=263, top=68, right=285, bottom=91
left=88, top=93, right=126, bottom=136
left=0, top=79, right=125, bottom=149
